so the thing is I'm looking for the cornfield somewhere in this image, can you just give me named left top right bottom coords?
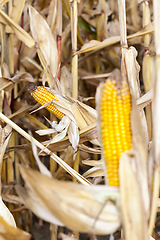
left=0, top=0, right=158, bottom=240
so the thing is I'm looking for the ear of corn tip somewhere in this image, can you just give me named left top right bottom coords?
left=100, top=75, right=132, bottom=187
left=28, top=86, right=65, bottom=119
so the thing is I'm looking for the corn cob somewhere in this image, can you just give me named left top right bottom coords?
left=28, top=86, right=65, bottom=119
left=100, top=76, right=132, bottom=187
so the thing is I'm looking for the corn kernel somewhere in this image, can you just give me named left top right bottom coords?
left=28, top=86, right=65, bottom=119
left=100, top=76, right=132, bottom=187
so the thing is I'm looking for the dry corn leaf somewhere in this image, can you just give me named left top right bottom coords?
left=30, top=135, right=52, bottom=178
left=11, top=72, right=35, bottom=83
left=0, top=78, right=14, bottom=92
left=0, top=131, right=16, bottom=228
left=0, top=9, right=35, bottom=48
left=79, top=144, right=101, bottom=154
left=0, top=112, right=90, bottom=185
left=21, top=57, right=43, bottom=75
left=70, top=98, right=99, bottom=145
left=119, top=152, right=148, bottom=240
left=44, top=122, right=98, bottom=152
left=130, top=96, right=150, bottom=216
left=0, top=72, right=34, bottom=92
left=72, top=100, right=97, bottom=125
left=37, top=49, right=57, bottom=88
left=0, top=216, right=30, bottom=240
left=136, top=89, right=153, bottom=110
left=79, top=71, right=110, bottom=81
left=82, top=159, right=103, bottom=168
left=35, top=128, right=57, bottom=136
left=83, top=166, right=104, bottom=178
left=8, top=103, right=32, bottom=120
left=43, top=118, right=70, bottom=147
left=29, top=6, right=58, bottom=85
left=17, top=166, right=120, bottom=235
left=68, top=120, right=79, bottom=149
left=76, top=22, right=154, bottom=55
left=60, top=66, right=72, bottom=97
left=0, top=132, right=11, bottom=172
left=1, top=192, right=22, bottom=205
left=16, top=185, right=64, bottom=226
left=47, top=0, right=57, bottom=32
left=71, top=102, right=89, bottom=129
left=8, top=0, right=25, bottom=24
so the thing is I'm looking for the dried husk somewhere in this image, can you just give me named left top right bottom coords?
left=42, top=122, right=98, bottom=152
left=129, top=91, right=150, bottom=217
left=149, top=0, right=160, bottom=235
left=17, top=166, right=120, bottom=235
left=121, top=47, right=141, bottom=99
left=120, top=48, right=150, bottom=217
left=119, top=152, right=148, bottom=240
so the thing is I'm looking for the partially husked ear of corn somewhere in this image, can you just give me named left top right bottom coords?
left=100, top=71, right=132, bottom=187
left=28, top=86, right=65, bottom=119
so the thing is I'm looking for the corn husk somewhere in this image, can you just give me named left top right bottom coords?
left=17, top=166, right=120, bottom=235
left=149, top=0, right=160, bottom=235
left=0, top=112, right=90, bottom=185
left=119, top=152, right=148, bottom=240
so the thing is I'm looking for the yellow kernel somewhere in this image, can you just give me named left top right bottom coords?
left=100, top=75, right=132, bottom=187
left=29, top=86, right=65, bottom=119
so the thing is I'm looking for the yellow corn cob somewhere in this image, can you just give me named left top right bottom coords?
left=100, top=77, right=132, bottom=187
left=28, top=86, right=65, bottom=119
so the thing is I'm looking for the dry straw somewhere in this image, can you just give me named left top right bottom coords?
left=0, top=0, right=158, bottom=239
